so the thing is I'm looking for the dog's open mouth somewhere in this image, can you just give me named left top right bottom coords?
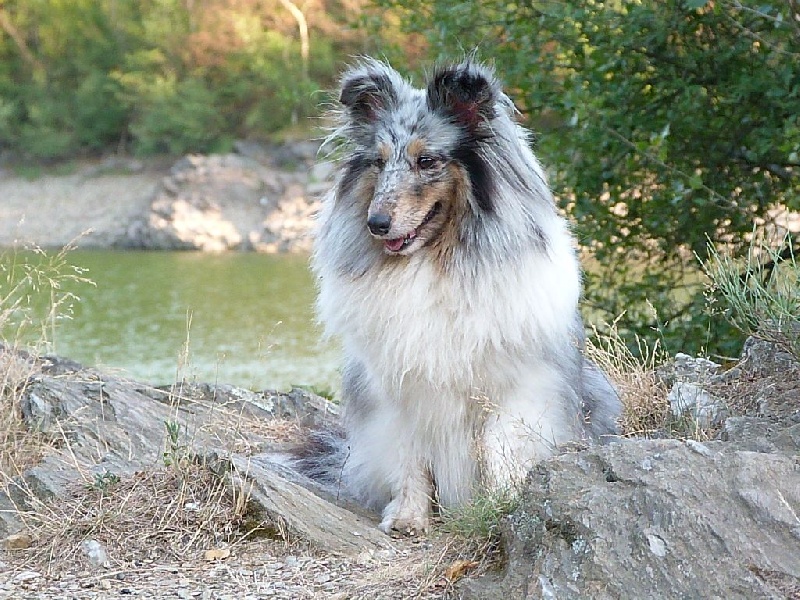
left=384, top=202, right=442, bottom=253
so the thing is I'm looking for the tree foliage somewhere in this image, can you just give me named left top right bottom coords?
left=370, top=0, right=800, bottom=356
left=0, top=0, right=361, bottom=157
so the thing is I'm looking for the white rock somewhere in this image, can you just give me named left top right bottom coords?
left=647, top=533, right=668, bottom=558
left=81, top=539, right=109, bottom=569
left=668, top=382, right=723, bottom=428
left=12, top=571, right=41, bottom=583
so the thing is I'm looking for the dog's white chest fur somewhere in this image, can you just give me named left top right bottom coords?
left=319, top=243, right=581, bottom=393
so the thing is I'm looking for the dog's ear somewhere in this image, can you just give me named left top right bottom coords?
left=339, top=61, right=400, bottom=125
left=426, top=61, right=499, bottom=131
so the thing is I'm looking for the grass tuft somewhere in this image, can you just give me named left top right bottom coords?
left=703, top=232, right=799, bottom=360
left=439, top=487, right=520, bottom=545
left=587, top=318, right=671, bottom=438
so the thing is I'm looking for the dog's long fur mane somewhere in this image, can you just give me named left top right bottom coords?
left=308, top=57, right=620, bottom=533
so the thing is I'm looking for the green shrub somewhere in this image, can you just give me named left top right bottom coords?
left=0, top=0, right=359, bottom=158
left=118, top=71, right=228, bottom=155
left=704, top=233, right=799, bottom=360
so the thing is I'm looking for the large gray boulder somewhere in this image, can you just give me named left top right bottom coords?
left=463, top=439, right=800, bottom=599
left=463, top=337, right=800, bottom=599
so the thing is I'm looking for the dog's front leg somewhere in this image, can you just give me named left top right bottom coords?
left=481, top=368, right=581, bottom=490
left=378, top=461, right=432, bottom=536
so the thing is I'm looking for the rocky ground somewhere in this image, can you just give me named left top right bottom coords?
left=0, top=337, right=798, bottom=599
left=0, top=158, right=164, bottom=250
left=0, top=349, right=480, bottom=599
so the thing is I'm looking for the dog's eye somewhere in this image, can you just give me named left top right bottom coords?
left=417, top=156, right=437, bottom=170
left=373, top=157, right=386, bottom=169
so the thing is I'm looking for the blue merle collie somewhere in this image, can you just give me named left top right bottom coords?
left=308, top=58, right=620, bottom=535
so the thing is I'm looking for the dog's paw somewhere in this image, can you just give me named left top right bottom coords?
left=379, top=496, right=431, bottom=536
left=378, top=513, right=430, bottom=537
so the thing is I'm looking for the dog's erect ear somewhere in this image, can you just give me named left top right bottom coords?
left=426, top=61, right=499, bottom=131
left=339, top=61, right=400, bottom=125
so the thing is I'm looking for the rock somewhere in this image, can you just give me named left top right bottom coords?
left=3, top=347, right=380, bottom=559
left=709, top=336, right=800, bottom=428
left=3, top=532, right=33, bottom=550
left=12, top=571, right=41, bottom=584
left=721, top=417, right=777, bottom=451
left=256, top=183, right=321, bottom=254
left=122, top=154, right=266, bottom=251
left=668, top=381, right=725, bottom=428
left=464, top=439, right=800, bottom=600
left=773, top=423, right=800, bottom=451
left=120, top=147, right=323, bottom=253
left=224, top=455, right=392, bottom=556
left=1, top=142, right=326, bottom=253
left=233, top=140, right=273, bottom=163
left=737, top=336, right=798, bottom=378
left=657, top=352, right=722, bottom=387
left=81, top=539, right=110, bottom=569
left=656, top=352, right=727, bottom=428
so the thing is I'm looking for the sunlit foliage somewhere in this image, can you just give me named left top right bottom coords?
left=0, top=0, right=361, bottom=156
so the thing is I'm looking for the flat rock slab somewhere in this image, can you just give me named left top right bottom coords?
left=226, top=455, right=393, bottom=556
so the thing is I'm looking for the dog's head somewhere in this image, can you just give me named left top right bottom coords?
left=333, top=58, right=512, bottom=257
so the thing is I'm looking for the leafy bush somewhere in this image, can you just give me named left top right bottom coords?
left=0, top=0, right=360, bottom=158
left=0, top=0, right=130, bottom=158
left=116, top=69, right=228, bottom=155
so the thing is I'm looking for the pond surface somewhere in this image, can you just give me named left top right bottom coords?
left=10, top=250, right=340, bottom=392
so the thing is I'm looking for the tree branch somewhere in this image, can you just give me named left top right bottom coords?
left=276, top=0, right=309, bottom=80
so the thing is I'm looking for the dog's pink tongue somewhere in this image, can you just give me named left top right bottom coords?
left=385, top=237, right=405, bottom=252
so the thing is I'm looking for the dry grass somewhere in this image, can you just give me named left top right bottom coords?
left=587, top=319, right=671, bottom=438
left=14, top=462, right=251, bottom=573
left=1, top=243, right=91, bottom=468
left=0, top=347, right=46, bottom=473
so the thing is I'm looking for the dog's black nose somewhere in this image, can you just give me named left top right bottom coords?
left=367, top=213, right=392, bottom=236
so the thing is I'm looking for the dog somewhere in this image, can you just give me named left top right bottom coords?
left=307, top=58, right=621, bottom=535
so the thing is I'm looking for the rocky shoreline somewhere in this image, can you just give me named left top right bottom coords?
left=0, top=141, right=330, bottom=253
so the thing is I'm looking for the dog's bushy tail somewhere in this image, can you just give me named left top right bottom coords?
left=582, top=359, right=623, bottom=441
left=292, top=425, right=349, bottom=488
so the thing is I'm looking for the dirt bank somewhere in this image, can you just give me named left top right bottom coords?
left=0, top=159, right=168, bottom=250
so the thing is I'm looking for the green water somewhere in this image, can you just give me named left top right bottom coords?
left=5, top=250, right=340, bottom=391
